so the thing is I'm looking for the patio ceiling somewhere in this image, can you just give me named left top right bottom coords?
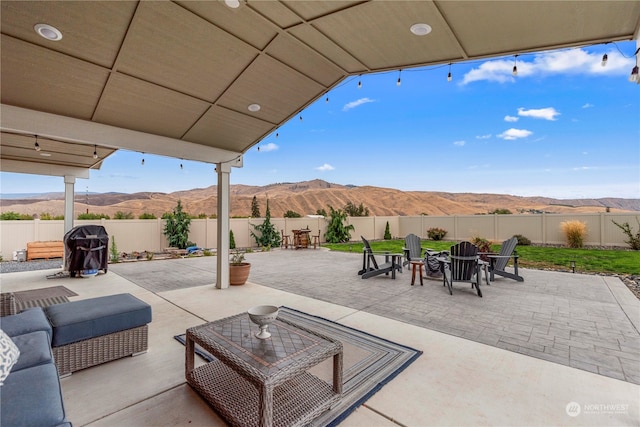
left=1, top=0, right=639, bottom=178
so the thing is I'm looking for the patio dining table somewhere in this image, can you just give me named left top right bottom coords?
left=292, top=229, right=311, bottom=249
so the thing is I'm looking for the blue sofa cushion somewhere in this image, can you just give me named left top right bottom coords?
left=11, top=331, right=53, bottom=372
left=0, top=307, right=52, bottom=341
left=0, top=363, right=68, bottom=426
left=44, top=293, right=152, bottom=347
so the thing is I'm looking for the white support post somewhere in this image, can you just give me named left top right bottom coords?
left=63, top=175, right=75, bottom=233
left=216, top=162, right=231, bottom=289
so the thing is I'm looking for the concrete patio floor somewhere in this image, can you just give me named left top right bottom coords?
left=1, top=248, right=639, bottom=426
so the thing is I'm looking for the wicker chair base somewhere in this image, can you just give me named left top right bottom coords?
left=52, top=325, right=148, bottom=376
left=188, top=359, right=339, bottom=427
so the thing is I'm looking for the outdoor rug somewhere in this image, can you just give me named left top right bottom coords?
left=174, top=306, right=422, bottom=426
left=13, top=286, right=77, bottom=311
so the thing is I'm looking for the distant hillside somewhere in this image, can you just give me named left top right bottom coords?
left=1, top=179, right=638, bottom=218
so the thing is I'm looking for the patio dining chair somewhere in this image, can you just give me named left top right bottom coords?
left=443, top=241, right=484, bottom=297
left=280, top=230, right=291, bottom=249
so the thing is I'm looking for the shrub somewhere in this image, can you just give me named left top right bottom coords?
left=325, top=205, right=354, bottom=243
left=114, top=211, right=134, bottom=219
left=513, top=234, right=531, bottom=246
left=471, top=236, right=491, bottom=261
left=163, top=200, right=191, bottom=249
left=427, top=227, right=447, bottom=241
left=612, top=218, right=640, bottom=250
left=78, top=212, right=110, bottom=220
left=109, top=237, right=119, bottom=263
left=561, top=220, right=587, bottom=248
left=344, top=201, right=369, bottom=217
left=250, top=199, right=280, bottom=249
left=0, top=211, right=33, bottom=220
left=230, top=230, right=236, bottom=249
left=284, top=210, right=302, bottom=218
left=139, top=213, right=157, bottom=219
left=384, top=221, right=392, bottom=240
left=489, top=208, right=512, bottom=215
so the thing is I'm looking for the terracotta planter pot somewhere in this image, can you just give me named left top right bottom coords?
left=229, top=262, right=251, bottom=285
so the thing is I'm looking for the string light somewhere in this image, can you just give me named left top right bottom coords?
left=512, top=55, right=518, bottom=76
left=357, top=75, right=362, bottom=89
left=325, top=93, right=329, bottom=103
left=93, top=145, right=98, bottom=159
left=447, top=63, right=452, bottom=82
left=299, top=114, right=303, bottom=121
left=141, top=153, right=145, bottom=166
left=601, top=53, right=608, bottom=67
left=396, top=69, right=402, bottom=86
left=180, top=160, right=183, bottom=170
left=34, top=135, right=41, bottom=151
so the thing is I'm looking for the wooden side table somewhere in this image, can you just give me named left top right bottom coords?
left=410, top=260, right=424, bottom=286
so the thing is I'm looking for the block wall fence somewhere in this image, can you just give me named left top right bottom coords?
left=1, top=213, right=638, bottom=261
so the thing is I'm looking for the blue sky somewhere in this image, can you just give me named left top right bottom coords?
left=2, top=42, right=639, bottom=199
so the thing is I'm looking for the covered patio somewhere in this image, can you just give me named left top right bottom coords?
left=2, top=1, right=639, bottom=289
left=1, top=249, right=638, bottom=426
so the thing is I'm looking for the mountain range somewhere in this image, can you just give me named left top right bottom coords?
left=1, top=179, right=638, bottom=218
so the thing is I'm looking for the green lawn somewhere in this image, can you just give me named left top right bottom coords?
left=323, top=240, right=640, bottom=275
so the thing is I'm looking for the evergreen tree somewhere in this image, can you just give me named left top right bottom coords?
left=163, top=200, right=191, bottom=249
left=250, top=199, right=280, bottom=249
left=251, top=196, right=261, bottom=218
left=384, top=221, right=392, bottom=240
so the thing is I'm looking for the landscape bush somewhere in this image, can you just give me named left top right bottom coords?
left=612, top=218, right=640, bottom=250
left=513, top=234, right=531, bottom=246
left=78, top=212, right=110, bottom=220
left=324, top=206, right=354, bottom=243
left=561, top=220, right=587, bottom=248
left=471, top=235, right=492, bottom=261
left=284, top=210, right=301, bottom=218
left=39, top=212, right=64, bottom=220
left=163, top=200, right=191, bottom=249
left=250, top=199, right=280, bottom=249
left=0, top=211, right=33, bottom=220
left=427, top=227, right=447, bottom=241
left=139, top=213, right=157, bottom=219
left=114, top=211, right=134, bottom=219
left=384, top=221, right=392, bottom=240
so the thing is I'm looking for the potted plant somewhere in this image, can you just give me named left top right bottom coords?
left=229, top=250, right=251, bottom=285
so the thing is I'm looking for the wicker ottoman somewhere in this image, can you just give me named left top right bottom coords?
left=44, top=293, right=152, bottom=376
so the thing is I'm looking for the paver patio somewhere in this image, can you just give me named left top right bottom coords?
left=110, top=248, right=640, bottom=385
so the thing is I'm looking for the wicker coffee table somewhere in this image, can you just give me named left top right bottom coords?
left=185, top=312, right=343, bottom=427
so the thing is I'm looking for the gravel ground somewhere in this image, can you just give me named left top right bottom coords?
left=2, top=259, right=639, bottom=300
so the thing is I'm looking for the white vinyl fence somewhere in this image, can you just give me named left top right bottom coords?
left=1, top=213, right=638, bottom=260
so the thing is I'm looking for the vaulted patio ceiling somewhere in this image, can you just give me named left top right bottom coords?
left=1, top=1, right=639, bottom=178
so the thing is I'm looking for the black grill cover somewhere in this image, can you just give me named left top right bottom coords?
left=64, top=225, right=109, bottom=276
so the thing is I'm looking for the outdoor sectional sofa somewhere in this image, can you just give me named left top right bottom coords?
left=0, top=293, right=152, bottom=426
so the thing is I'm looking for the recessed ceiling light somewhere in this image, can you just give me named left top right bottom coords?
left=410, top=23, right=432, bottom=36
left=34, top=23, right=63, bottom=41
left=248, top=104, right=261, bottom=112
left=40, top=152, right=52, bottom=157
left=224, top=0, right=240, bottom=8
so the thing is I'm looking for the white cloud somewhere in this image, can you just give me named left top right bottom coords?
left=582, top=103, right=594, bottom=109
left=476, top=134, right=492, bottom=139
left=453, top=140, right=465, bottom=146
left=517, top=107, right=560, bottom=121
left=498, top=128, right=533, bottom=140
left=315, top=163, right=335, bottom=171
left=258, top=142, right=278, bottom=152
left=504, top=115, right=519, bottom=122
left=461, top=48, right=634, bottom=85
left=343, top=98, right=375, bottom=111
